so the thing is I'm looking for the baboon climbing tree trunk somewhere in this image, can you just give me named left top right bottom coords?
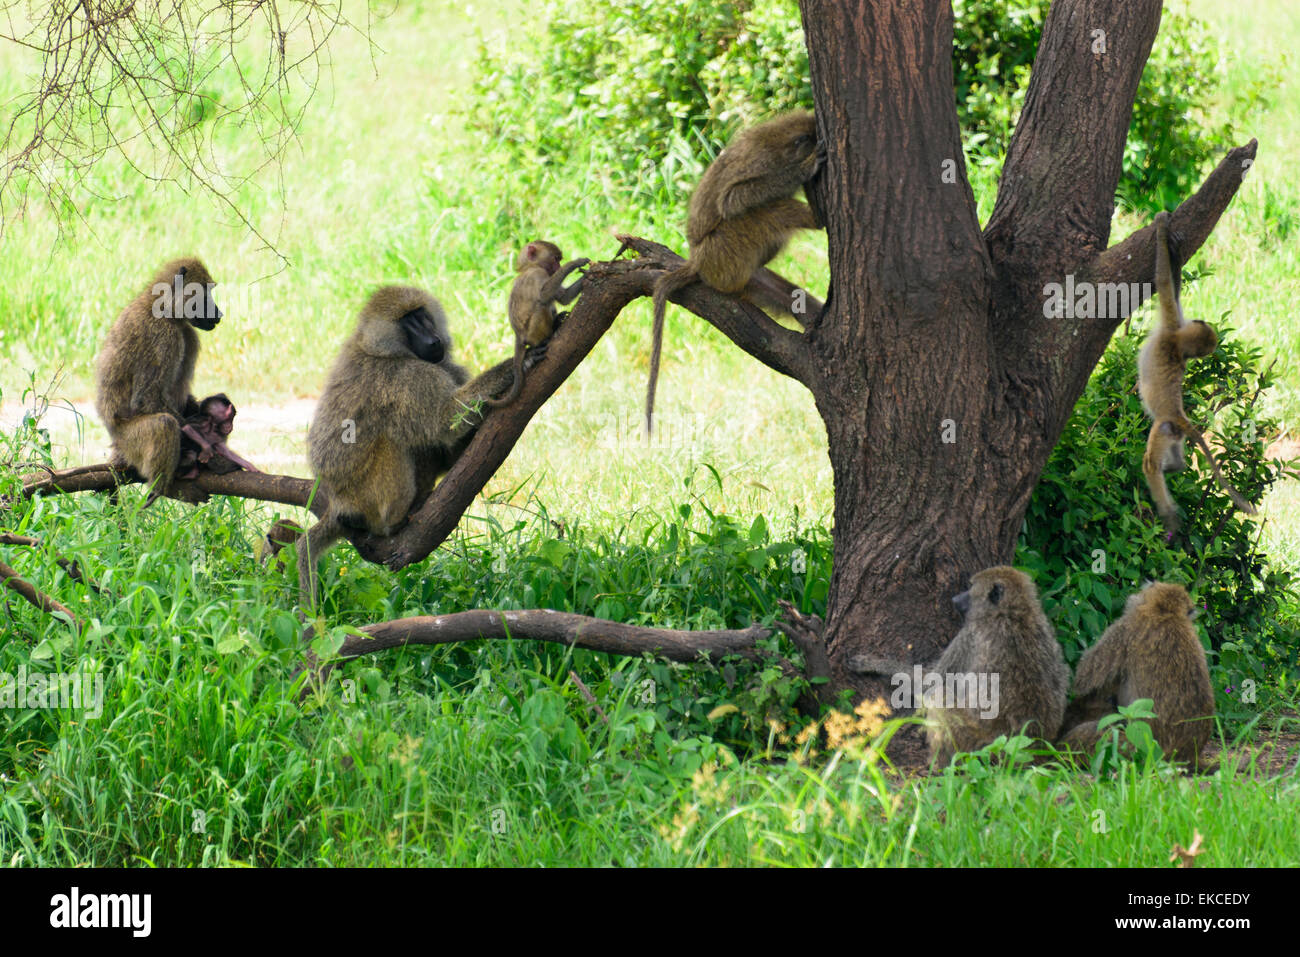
left=787, top=0, right=1253, bottom=709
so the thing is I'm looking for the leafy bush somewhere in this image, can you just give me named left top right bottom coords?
left=467, top=0, right=1242, bottom=214
left=1017, top=318, right=1300, bottom=716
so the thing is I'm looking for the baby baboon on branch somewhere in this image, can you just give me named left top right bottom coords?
left=178, top=393, right=260, bottom=476
left=298, top=286, right=528, bottom=609
left=646, top=110, right=826, bottom=432
left=487, top=240, right=588, bottom=408
left=1059, top=582, right=1214, bottom=767
left=95, top=257, right=223, bottom=504
left=1139, top=211, right=1256, bottom=535
left=852, top=566, right=1069, bottom=766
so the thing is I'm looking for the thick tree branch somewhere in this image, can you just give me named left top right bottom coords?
left=1090, top=140, right=1259, bottom=295
left=19, top=463, right=322, bottom=512
left=985, top=0, right=1161, bottom=273
left=334, top=609, right=772, bottom=663
left=616, top=236, right=818, bottom=385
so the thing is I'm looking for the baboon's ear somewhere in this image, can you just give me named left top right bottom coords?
left=176, top=266, right=188, bottom=284
left=988, top=583, right=1003, bottom=606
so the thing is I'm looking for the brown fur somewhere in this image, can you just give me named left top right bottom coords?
left=1139, top=212, right=1254, bottom=534
left=95, top=257, right=222, bottom=504
left=647, top=111, right=825, bottom=432
left=298, top=286, right=527, bottom=609
left=1059, top=582, right=1215, bottom=767
left=925, top=567, right=1070, bottom=765
left=851, top=567, right=1069, bottom=766
left=178, top=393, right=260, bottom=477
left=487, top=240, right=588, bottom=408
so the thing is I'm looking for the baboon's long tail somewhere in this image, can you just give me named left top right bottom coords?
left=1187, top=422, right=1258, bottom=516
left=486, top=336, right=526, bottom=409
left=647, top=264, right=697, bottom=435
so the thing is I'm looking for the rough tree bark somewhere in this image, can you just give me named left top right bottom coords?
left=797, top=0, right=1254, bottom=715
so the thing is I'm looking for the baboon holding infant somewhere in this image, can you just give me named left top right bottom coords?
left=95, top=257, right=225, bottom=503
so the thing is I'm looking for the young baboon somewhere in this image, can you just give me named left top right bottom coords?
left=851, top=566, right=1069, bottom=766
left=1140, top=211, right=1256, bottom=535
left=178, top=393, right=260, bottom=477
left=486, top=240, right=588, bottom=408
left=95, top=257, right=223, bottom=504
left=298, top=286, right=529, bottom=610
left=646, top=110, right=826, bottom=433
left=1059, top=582, right=1214, bottom=767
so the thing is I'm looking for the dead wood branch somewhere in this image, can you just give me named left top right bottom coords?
left=335, top=610, right=771, bottom=663
left=0, top=558, right=79, bottom=630
left=0, top=532, right=101, bottom=592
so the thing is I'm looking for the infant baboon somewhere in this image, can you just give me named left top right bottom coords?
left=95, top=257, right=223, bottom=503
left=852, top=566, right=1069, bottom=766
left=646, top=110, right=825, bottom=432
left=178, top=393, right=260, bottom=476
left=1059, top=582, right=1214, bottom=767
left=1139, top=211, right=1255, bottom=535
left=487, top=240, right=588, bottom=408
left=298, top=286, right=527, bottom=609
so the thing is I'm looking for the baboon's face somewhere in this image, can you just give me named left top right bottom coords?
left=519, top=241, right=562, bottom=276
left=398, top=305, right=447, bottom=364
left=203, top=396, right=236, bottom=436
left=151, top=264, right=222, bottom=329
left=953, top=569, right=1024, bottom=618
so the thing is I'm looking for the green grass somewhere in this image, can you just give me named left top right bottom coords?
left=1, top=0, right=1298, bottom=867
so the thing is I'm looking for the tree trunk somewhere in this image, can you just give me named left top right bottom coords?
left=798, top=0, right=1253, bottom=717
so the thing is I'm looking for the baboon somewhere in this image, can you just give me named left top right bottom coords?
left=486, top=240, right=588, bottom=408
left=257, top=517, right=305, bottom=565
left=1059, top=582, right=1214, bottom=767
left=298, top=286, right=529, bottom=609
left=178, top=393, right=260, bottom=476
left=646, top=110, right=826, bottom=432
left=1140, top=211, right=1256, bottom=535
left=851, top=566, right=1069, bottom=766
left=95, top=257, right=223, bottom=504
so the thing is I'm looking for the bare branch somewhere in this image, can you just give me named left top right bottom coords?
left=615, top=236, right=817, bottom=384
left=18, top=462, right=320, bottom=511
left=0, top=1, right=363, bottom=243
left=0, top=531, right=102, bottom=592
left=1089, top=139, right=1259, bottom=297
left=0, top=557, right=79, bottom=630
left=335, top=609, right=773, bottom=664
